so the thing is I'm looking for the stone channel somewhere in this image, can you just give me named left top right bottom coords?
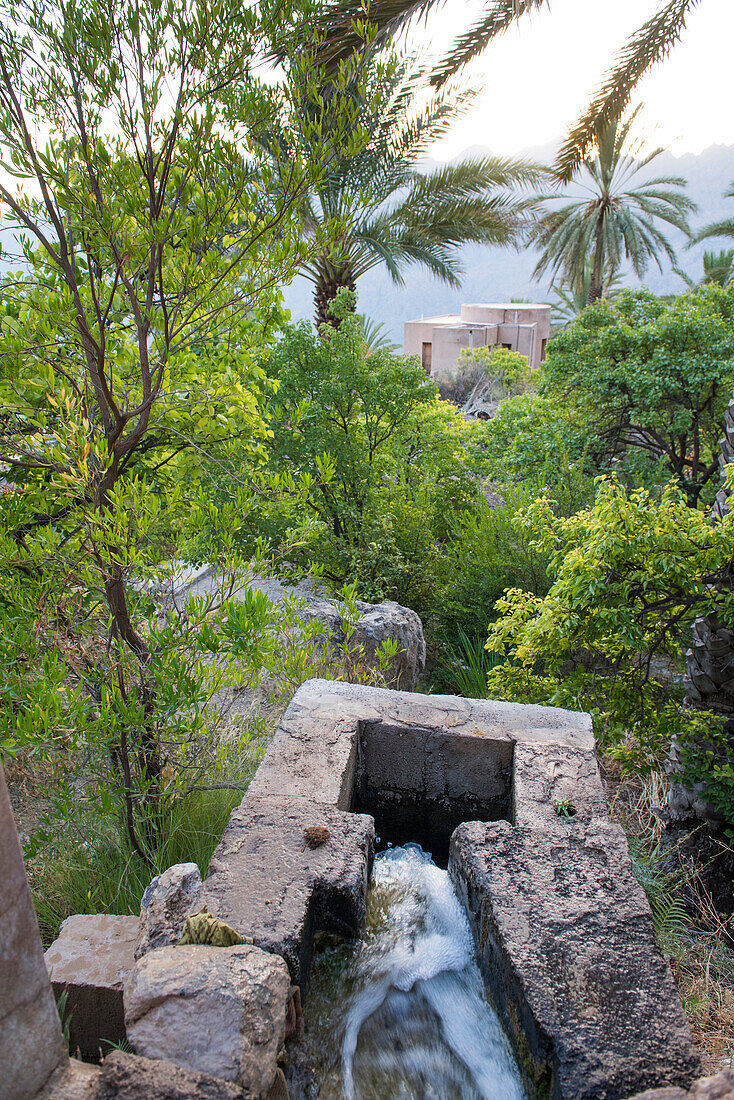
left=3, top=678, right=724, bottom=1099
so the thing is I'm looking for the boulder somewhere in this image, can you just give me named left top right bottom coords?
left=124, top=944, right=290, bottom=1097
left=45, top=913, right=138, bottom=1057
left=98, top=1050, right=245, bottom=1099
left=626, top=1070, right=734, bottom=1100
left=135, top=863, right=203, bottom=958
left=168, top=566, right=426, bottom=690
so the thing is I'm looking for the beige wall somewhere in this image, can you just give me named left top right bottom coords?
left=404, top=303, right=551, bottom=380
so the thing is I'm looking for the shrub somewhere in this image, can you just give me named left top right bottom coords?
left=542, top=287, right=734, bottom=505
left=482, top=476, right=734, bottom=826
left=261, top=296, right=484, bottom=607
left=439, top=345, right=535, bottom=406
left=478, top=391, right=592, bottom=486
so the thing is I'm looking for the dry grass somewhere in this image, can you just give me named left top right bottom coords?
left=674, top=940, right=734, bottom=1073
left=600, top=755, right=734, bottom=1072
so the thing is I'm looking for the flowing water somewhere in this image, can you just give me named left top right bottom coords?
left=293, top=844, right=527, bottom=1100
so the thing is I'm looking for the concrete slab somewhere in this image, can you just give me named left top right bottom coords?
left=205, top=680, right=700, bottom=1099
left=450, top=819, right=700, bottom=1100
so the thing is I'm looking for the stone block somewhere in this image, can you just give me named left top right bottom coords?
left=135, top=862, right=203, bottom=958
left=204, top=797, right=374, bottom=982
left=45, top=913, right=138, bottom=1058
left=0, top=764, right=67, bottom=1100
left=450, top=819, right=701, bottom=1100
left=124, top=944, right=290, bottom=1097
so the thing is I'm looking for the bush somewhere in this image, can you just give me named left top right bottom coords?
left=260, top=297, right=484, bottom=608
left=541, top=287, right=734, bottom=505
left=439, top=345, right=535, bottom=406
left=482, top=476, right=734, bottom=826
left=478, top=390, right=594, bottom=488
left=428, top=471, right=593, bottom=692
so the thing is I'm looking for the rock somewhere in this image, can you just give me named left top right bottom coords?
left=625, top=1070, right=734, bottom=1100
left=450, top=819, right=701, bottom=1100
left=204, top=797, right=374, bottom=983
left=343, top=599, right=425, bottom=690
left=124, top=944, right=290, bottom=1097
left=0, top=764, right=67, bottom=1100
left=45, top=914, right=138, bottom=1058
left=167, top=566, right=426, bottom=690
left=135, top=863, right=203, bottom=958
left=35, top=1059, right=101, bottom=1100
left=98, top=1050, right=246, bottom=1099
left=289, top=594, right=425, bottom=689
left=691, top=1070, right=734, bottom=1100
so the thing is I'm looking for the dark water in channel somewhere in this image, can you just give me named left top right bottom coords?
left=293, top=844, right=527, bottom=1100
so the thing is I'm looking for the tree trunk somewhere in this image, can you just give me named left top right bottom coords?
left=586, top=216, right=606, bottom=305
left=313, top=255, right=357, bottom=329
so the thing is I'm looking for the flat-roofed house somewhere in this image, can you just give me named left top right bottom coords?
left=404, top=303, right=551, bottom=379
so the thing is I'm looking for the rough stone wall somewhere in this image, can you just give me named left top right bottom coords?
left=0, top=763, right=67, bottom=1099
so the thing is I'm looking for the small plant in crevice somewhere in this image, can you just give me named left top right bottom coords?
left=553, top=797, right=577, bottom=818
left=55, top=988, right=72, bottom=1048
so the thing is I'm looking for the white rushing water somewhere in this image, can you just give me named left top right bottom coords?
left=335, top=844, right=528, bottom=1100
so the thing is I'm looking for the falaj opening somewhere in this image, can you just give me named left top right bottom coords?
left=350, top=720, right=514, bottom=866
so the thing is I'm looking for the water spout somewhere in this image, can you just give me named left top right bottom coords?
left=301, top=843, right=527, bottom=1099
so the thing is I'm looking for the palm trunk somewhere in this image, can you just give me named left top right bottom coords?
left=313, top=255, right=357, bottom=329
left=673, top=396, right=734, bottom=819
left=586, top=216, right=606, bottom=305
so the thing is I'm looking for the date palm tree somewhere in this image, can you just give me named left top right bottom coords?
left=287, top=53, right=541, bottom=328
left=528, top=110, right=695, bottom=304
left=675, top=249, right=734, bottom=289
left=318, top=0, right=702, bottom=177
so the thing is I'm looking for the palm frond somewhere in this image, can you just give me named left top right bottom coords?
left=314, top=0, right=441, bottom=72
left=556, top=0, right=700, bottom=180
left=356, top=313, right=401, bottom=352
left=695, top=218, right=734, bottom=244
left=430, top=0, right=548, bottom=87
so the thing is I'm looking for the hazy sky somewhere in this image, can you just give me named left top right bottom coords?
left=420, top=0, right=734, bottom=159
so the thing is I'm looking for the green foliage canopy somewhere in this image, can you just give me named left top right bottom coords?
left=262, top=295, right=483, bottom=606
left=541, top=287, right=734, bottom=504
left=485, top=477, right=734, bottom=776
